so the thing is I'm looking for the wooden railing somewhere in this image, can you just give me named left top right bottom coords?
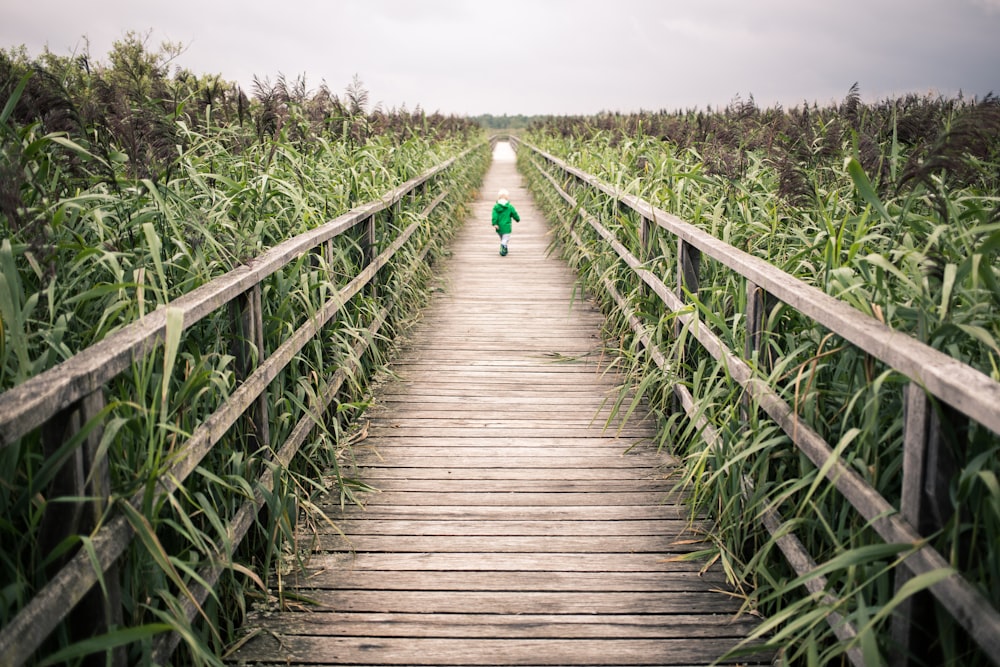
left=513, top=137, right=1000, bottom=667
left=0, top=141, right=490, bottom=666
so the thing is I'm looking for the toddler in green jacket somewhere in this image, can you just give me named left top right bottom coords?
left=491, top=188, right=520, bottom=256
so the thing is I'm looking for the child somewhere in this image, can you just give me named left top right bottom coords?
left=491, top=188, right=520, bottom=256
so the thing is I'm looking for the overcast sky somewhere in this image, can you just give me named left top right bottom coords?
left=3, top=0, right=999, bottom=116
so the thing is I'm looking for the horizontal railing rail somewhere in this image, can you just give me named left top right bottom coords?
left=513, top=136, right=1000, bottom=667
left=0, top=140, right=490, bottom=667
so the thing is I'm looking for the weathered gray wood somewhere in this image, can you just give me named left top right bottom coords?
left=742, top=280, right=768, bottom=421
left=37, top=390, right=125, bottom=667
left=235, top=142, right=763, bottom=666
left=228, top=635, right=770, bottom=666
left=347, top=450, right=666, bottom=464
left=296, top=590, right=742, bottom=615
left=321, top=505, right=698, bottom=521
left=891, top=384, right=969, bottom=667
left=364, top=411, right=639, bottom=426
left=230, top=283, right=270, bottom=451
left=153, top=183, right=456, bottom=664
left=349, top=467, right=671, bottom=480
left=892, top=383, right=934, bottom=667
left=371, top=383, right=615, bottom=395
left=744, top=280, right=767, bottom=366
left=327, top=491, right=680, bottom=507
left=307, top=551, right=714, bottom=572
left=362, top=428, right=651, bottom=440
left=346, top=443, right=664, bottom=456
left=330, top=479, right=674, bottom=493
left=247, top=611, right=759, bottom=638
left=314, top=518, right=705, bottom=536
left=677, top=238, right=701, bottom=299
left=287, top=570, right=729, bottom=591
left=317, top=534, right=709, bottom=553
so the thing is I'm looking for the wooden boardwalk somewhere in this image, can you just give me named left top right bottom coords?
left=230, top=142, right=766, bottom=666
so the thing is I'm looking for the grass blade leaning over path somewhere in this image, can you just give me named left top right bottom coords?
left=520, top=95, right=1000, bottom=664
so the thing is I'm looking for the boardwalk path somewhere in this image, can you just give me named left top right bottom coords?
left=231, top=142, right=764, bottom=666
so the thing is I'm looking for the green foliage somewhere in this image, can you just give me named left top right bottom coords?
left=0, top=38, right=487, bottom=665
left=471, top=113, right=545, bottom=131
left=521, top=88, right=1000, bottom=666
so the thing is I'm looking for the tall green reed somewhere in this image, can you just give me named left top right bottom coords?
left=2, top=43, right=488, bottom=664
left=522, top=95, right=999, bottom=665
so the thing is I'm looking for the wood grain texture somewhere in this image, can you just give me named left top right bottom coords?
left=230, top=142, right=768, bottom=666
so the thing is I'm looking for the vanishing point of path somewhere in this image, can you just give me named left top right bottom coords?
left=230, top=142, right=766, bottom=666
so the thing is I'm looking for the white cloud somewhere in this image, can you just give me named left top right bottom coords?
left=2, top=0, right=999, bottom=115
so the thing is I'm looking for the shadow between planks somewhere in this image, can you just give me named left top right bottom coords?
left=228, top=143, right=770, bottom=666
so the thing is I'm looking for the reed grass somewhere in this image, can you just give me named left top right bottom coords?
left=1, top=40, right=488, bottom=665
left=522, top=91, right=1000, bottom=666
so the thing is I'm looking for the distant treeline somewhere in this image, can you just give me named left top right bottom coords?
left=471, top=113, right=547, bottom=130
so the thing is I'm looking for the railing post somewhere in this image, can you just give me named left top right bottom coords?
left=363, top=213, right=377, bottom=298
left=637, top=216, right=652, bottom=299
left=229, top=284, right=270, bottom=453
left=639, top=216, right=652, bottom=263
left=364, top=214, right=376, bottom=267
left=742, top=280, right=768, bottom=420
left=325, top=238, right=335, bottom=272
left=744, top=281, right=766, bottom=365
left=39, top=389, right=125, bottom=667
left=677, top=239, right=700, bottom=298
left=674, top=239, right=701, bottom=413
left=891, top=383, right=967, bottom=666
left=675, top=238, right=701, bottom=336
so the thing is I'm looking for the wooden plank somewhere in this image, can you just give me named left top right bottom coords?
left=365, top=410, right=639, bottom=422
left=347, top=444, right=664, bottom=457
left=244, top=611, right=760, bottom=638
left=323, top=492, right=679, bottom=507
left=342, top=457, right=665, bottom=471
left=228, top=635, right=770, bottom=666
left=235, top=142, right=763, bottom=667
left=379, top=365, right=613, bottom=375
left=350, top=436, right=659, bottom=447
left=319, top=505, right=698, bottom=521
left=292, top=571, right=729, bottom=592
left=372, top=383, right=616, bottom=395
left=315, top=535, right=707, bottom=553
left=306, top=552, right=713, bottom=573
left=371, top=434, right=652, bottom=448
left=313, top=518, right=701, bottom=535
left=292, top=590, right=742, bottom=615
left=385, top=372, right=611, bottom=384
left=333, top=480, right=674, bottom=493
left=368, top=400, right=630, bottom=411
left=364, top=426, right=651, bottom=437
left=346, top=467, right=673, bottom=481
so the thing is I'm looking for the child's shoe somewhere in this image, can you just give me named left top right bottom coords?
left=500, top=244, right=508, bottom=256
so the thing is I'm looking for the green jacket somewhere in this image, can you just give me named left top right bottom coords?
left=491, top=200, right=520, bottom=235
